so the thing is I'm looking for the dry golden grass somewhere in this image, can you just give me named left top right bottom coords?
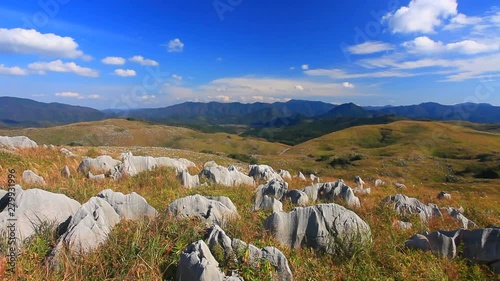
left=0, top=120, right=498, bottom=280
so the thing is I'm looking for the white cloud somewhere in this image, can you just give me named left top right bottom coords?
left=55, top=92, right=80, bottom=98
left=384, top=0, right=457, bottom=33
left=346, top=41, right=394, bottom=55
left=0, top=64, right=27, bottom=76
left=102, top=56, right=126, bottom=65
left=217, top=57, right=223, bottom=61
left=172, top=74, right=183, bottom=80
left=444, top=13, right=483, bottom=30
left=0, top=28, right=85, bottom=58
left=294, top=85, right=304, bottom=91
left=87, top=94, right=102, bottom=99
left=28, top=60, right=99, bottom=77
left=403, top=36, right=498, bottom=54
left=289, top=66, right=295, bottom=70
left=301, top=64, right=309, bottom=70
left=305, top=68, right=414, bottom=79
left=168, top=38, right=184, bottom=53
left=129, top=55, right=159, bottom=66
left=342, top=82, right=355, bottom=88
left=114, top=69, right=136, bottom=77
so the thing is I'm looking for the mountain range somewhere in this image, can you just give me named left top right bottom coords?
left=1, top=97, right=499, bottom=142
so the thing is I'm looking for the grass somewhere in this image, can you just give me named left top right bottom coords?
left=0, top=120, right=499, bottom=280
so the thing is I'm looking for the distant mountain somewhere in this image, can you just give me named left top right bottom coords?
left=125, top=99, right=336, bottom=125
left=377, top=102, right=500, bottom=123
left=0, top=97, right=106, bottom=127
left=321, top=103, right=378, bottom=118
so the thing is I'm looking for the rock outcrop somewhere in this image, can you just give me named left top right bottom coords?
left=206, top=225, right=293, bottom=281
left=0, top=136, right=38, bottom=149
left=97, top=189, right=157, bottom=220
left=437, top=191, right=451, bottom=200
left=180, top=170, right=201, bottom=189
left=301, top=180, right=361, bottom=208
left=278, top=169, right=292, bottom=180
left=200, top=162, right=254, bottom=187
left=248, top=165, right=283, bottom=182
left=264, top=203, right=371, bottom=254
left=405, top=227, right=500, bottom=273
left=0, top=186, right=81, bottom=241
left=78, top=155, right=121, bottom=175
left=119, top=152, right=190, bottom=177
left=22, top=170, right=46, bottom=186
left=166, top=195, right=238, bottom=225
left=61, top=165, right=71, bottom=178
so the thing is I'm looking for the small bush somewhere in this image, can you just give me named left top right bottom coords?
left=228, top=153, right=258, bottom=164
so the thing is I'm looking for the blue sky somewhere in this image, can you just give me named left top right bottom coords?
left=0, top=0, right=499, bottom=109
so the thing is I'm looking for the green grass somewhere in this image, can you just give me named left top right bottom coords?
left=0, top=120, right=499, bottom=280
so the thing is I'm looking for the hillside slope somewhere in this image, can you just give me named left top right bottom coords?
left=0, top=119, right=288, bottom=156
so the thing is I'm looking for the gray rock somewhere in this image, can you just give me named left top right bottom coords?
left=374, top=179, right=385, bottom=186
left=60, top=147, right=76, bottom=157
left=78, top=155, right=121, bottom=174
left=298, top=172, right=307, bottom=181
left=119, top=152, right=189, bottom=177
left=97, top=189, right=157, bottom=220
left=278, top=169, right=292, bottom=180
left=166, top=195, right=238, bottom=226
left=405, top=227, right=500, bottom=272
left=0, top=136, right=38, bottom=149
left=254, top=195, right=283, bottom=213
left=284, top=190, right=309, bottom=206
left=395, top=183, right=407, bottom=189
left=200, top=162, right=254, bottom=187
left=176, top=240, right=240, bottom=281
left=354, top=176, right=365, bottom=188
left=441, top=207, right=477, bottom=229
left=437, top=191, right=451, bottom=200
left=0, top=186, right=81, bottom=241
left=22, top=170, right=46, bottom=186
left=264, top=203, right=371, bottom=254
left=301, top=180, right=361, bottom=208
left=353, top=187, right=371, bottom=195
left=87, top=172, right=106, bottom=181
left=207, top=225, right=294, bottom=281
left=61, top=165, right=71, bottom=178
left=248, top=165, right=283, bottom=182
left=180, top=170, right=200, bottom=188
left=309, top=174, right=320, bottom=183
left=381, top=194, right=442, bottom=223
left=52, top=197, right=120, bottom=255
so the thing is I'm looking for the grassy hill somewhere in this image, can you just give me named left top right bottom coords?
left=0, top=120, right=499, bottom=280
left=0, top=119, right=288, bottom=156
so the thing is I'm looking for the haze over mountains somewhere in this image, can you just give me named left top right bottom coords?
left=1, top=96, right=499, bottom=143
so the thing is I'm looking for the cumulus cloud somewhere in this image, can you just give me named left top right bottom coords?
left=342, top=82, right=355, bottom=88
left=384, top=0, right=458, bottom=33
left=28, top=60, right=99, bottom=77
left=172, top=74, right=183, bottom=80
left=0, top=28, right=85, bottom=58
left=114, top=69, right=136, bottom=77
left=129, top=55, right=159, bottom=66
left=168, top=38, right=184, bottom=52
left=403, top=36, right=498, bottom=54
left=444, top=13, right=483, bottom=30
left=102, top=56, right=126, bottom=65
left=0, top=64, right=27, bottom=76
left=346, top=41, right=394, bottom=55
left=301, top=64, right=309, bottom=70
left=306, top=68, right=414, bottom=79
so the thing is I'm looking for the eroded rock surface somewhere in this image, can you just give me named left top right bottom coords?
left=78, top=155, right=121, bottom=174
left=22, top=170, right=46, bottom=186
left=0, top=136, right=37, bottom=149
left=248, top=165, right=283, bottom=182
left=166, top=195, right=238, bottom=225
left=301, top=180, right=361, bottom=208
left=97, top=189, right=157, bottom=220
left=200, top=162, right=254, bottom=187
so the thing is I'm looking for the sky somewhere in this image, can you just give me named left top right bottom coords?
left=0, top=0, right=499, bottom=110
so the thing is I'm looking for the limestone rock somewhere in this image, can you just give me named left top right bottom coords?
left=248, top=165, right=283, bottom=182
left=200, top=162, right=254, bottom=187
left=61, top=165, right=71, bottom=178
left=87, top=172, right=106, bottom=181
left=264, top=203, right=371, bottom=254
left=0, top=136, right=37, bottom=149
left=78, top=155, right=121, bottom=174
left=22, top=170, right=46, bottom=186
left=97, top=189, right=157, bottom=220
left=60, top=147, right=76, bottom=157
left=166, top=195, right=238, bottom=225
left=0, top=186, right=81, bottom=241
left=301, top=180, right=361, bottom=208
left=437, top=191, right=451, bottom=200
left=52, top=197, right=120, bottom=255
left=284, top=190, right=309, bottom=206
left=381, top=194, right=442, bottom=223
left=354, top=176, right=365, bottom=188
left=441, top=207, right=477, bottom=229
left=206, top=225, right=293, bottom=281
left=180, top=170, right=200, bottom=189
left=278, top=169, right=292, bottom=180
left=374, top=179, right=385, bottom=186
left=298, top=172, right=307, bottom=181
